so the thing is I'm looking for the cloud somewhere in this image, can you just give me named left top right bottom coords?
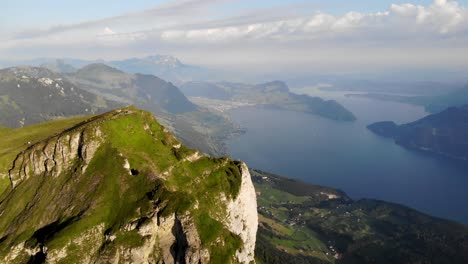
left=1, top=0, right=467, bottom=76
left=6, top=0, right=229, bottom=40
left=8, top=0, right=465, bottom=46
left=103, top=27, right=116, bottom=35
left=388, top=0, right=465, bottom=33
left=156, top=0, right=467, bottom=43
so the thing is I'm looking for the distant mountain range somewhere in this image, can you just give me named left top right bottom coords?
left=1, top=55, right=209, bottom=84
left=368, top=105, right=468, bottom=161
left=181, top=81, right=356, bottom=121
left=3, top=55, right=362, bottom=154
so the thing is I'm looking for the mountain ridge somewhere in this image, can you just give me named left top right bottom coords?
left=1, top=55, right=206, bottom=84
left=0, top=106, right=258, bottom=263
left=70, top=63, right=198, bottom=114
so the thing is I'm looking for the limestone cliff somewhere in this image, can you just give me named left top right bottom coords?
left=225, top=163, right=258, bottom=263
left=8, top=124, right=102, bottom=187
left=0, top=107, right=258, bottom=263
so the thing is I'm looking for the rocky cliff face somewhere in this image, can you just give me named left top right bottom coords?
left=225, top=163, right=258, bottom=263
left=8, top=125, right=102, bottom=188
left=0, top=107, right=258, bottom=263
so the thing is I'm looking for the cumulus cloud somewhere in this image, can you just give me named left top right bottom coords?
left=157, top=0, right=467, bottom=43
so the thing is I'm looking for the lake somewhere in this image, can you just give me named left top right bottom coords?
left=226, top=90, right=468, bottom=224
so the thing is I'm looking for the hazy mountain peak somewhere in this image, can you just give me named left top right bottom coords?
left=40, top=59, right=77, bottom=73
left=254, top=80, right=289, bottom=93
left=74, top=63, right=131, bottom=86
left=143, top=55, right=184, bottom=68
left=77, top=63, right=125, bottom=75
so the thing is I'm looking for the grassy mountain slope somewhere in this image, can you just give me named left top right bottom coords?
left=0, top=107, right=256, bottom=263
left=0, top=55, right=209, bottom=84
left=252, top=170, right=468, bottom=264
left=71, top=63, right=197, bottom=114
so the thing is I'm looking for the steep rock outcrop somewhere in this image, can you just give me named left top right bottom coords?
left=111, top=213, right=210, bottom=264
left=226, top=163, right=258, bottom=263
left=8, top=127, right=102, bottom=187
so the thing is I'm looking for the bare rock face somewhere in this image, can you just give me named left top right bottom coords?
left=103, top=164, right=258, bottom=264
left=226, top=163, right=258, bottom=263
left=8, top=127, right=102, bottom=187
left=109, top=213, right=210, bottom=264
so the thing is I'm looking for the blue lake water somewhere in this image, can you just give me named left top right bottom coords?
left=226, top=91, right=468, bottom=224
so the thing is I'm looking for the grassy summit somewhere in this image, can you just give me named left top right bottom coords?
left=0, top=106, right=246, bottom=263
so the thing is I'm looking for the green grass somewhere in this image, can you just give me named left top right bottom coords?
left=100, top=110, right=179, bottom=173
left=196, top=213, right=225, bottom=244
left=255, top=184, right=310, bottom=206
left=114, top=229, right=146, bottom=248
left=196, top=213, right=242, bottom=263
left=0, top=126, right=11, bottom=133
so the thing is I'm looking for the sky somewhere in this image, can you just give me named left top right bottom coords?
left=2, top=0, right=468, bottom=78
